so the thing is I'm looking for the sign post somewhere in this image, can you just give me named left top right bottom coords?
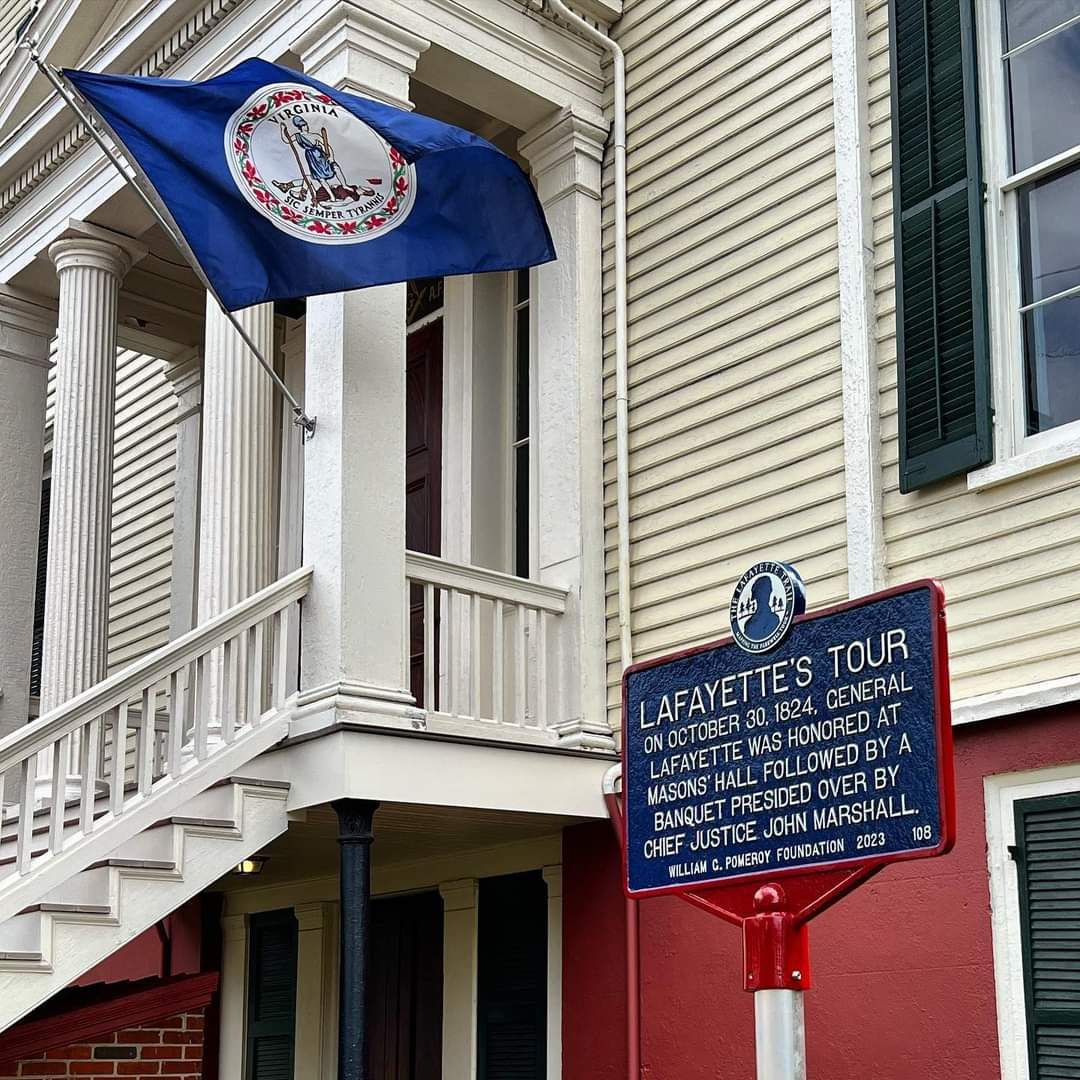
left=617, top=566, right=956, bottom=1078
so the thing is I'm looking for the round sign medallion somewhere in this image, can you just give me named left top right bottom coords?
left=729, top=561, right=807, bottom=655
left=225, top=83, right=416, bottom=245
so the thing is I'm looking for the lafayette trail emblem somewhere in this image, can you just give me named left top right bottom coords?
left=226, top=83, right=416, bottom=244
left=729, top=561, right=807, bottom=654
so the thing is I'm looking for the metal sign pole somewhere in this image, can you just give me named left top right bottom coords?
left=755, top=991, right=806, bottom=1080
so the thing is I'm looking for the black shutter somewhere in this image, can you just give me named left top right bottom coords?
left=246, top=909, right=298, bottom=1080
left=478, top=872, right=547, bottom=1080
left=889, top=0, right=992, bottom=492
left=1014, top=793, right=1080, bottom=1078
left=28, top=478, right=50, bottom=700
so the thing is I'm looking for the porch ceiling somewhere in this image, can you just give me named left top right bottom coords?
left=217, top=802, right=574, bottom=892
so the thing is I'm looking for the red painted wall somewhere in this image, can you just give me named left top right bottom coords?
left=563, top=706, right=1080, bottom=1079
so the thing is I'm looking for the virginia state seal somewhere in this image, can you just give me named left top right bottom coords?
left=225, top=83, right=416, bottom=244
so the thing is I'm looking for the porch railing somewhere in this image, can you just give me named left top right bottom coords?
left=0, top=566, right=312, bottom=925
left=405, top=551, right=570, bottom=741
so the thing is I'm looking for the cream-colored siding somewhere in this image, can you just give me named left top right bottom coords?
left=603, top=0, right=849, bottom=723
left=45, top=347, right=178, bottom=675
left=0, top=0, right=31, bottom=73
left=868, top=0, right=1080, bottom=702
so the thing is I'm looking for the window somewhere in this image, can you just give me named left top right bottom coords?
left=245, top=909, right=298, bottom=1080
left=1012, top=792, right=1080, bottom=1078
left=972, top=0, right=1080, bottom=484
left=477, top=871, right=547, bottom=1080
left=29, top=477, right=49, bottom=701
left=512, top=270, right=531, bottom=578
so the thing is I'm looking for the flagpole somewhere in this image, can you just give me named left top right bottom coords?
left=18, top=38, right=318, bottom=440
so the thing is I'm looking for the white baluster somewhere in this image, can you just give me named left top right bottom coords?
left=537, top=609, right=548, bottom=731
left=49, top=739, right=65, bottom=853
left=139, top=685, right=155, bottom=795
left=194, top=653, right=209, bottom=760
left=223, top=636, right=238, bottom=742
left=445, top=590, right=456, bottom=717
left=80, top=717, right=100, bottom=834
left=17, top=756, right=36, bottom=874
left=249, top=620, right=265, bottom=725
left=514, top=606, right=527, bottom=725
left=470, top=594, right=481, bottom=721
left=423, top=583, right=435, bottom=711
left=493, top=600, right=505, bottom=724
left=168, top=670, right=183, bottom=777
left=111, top=701, right=128, bottom=815
left=274, top=605, right=292, bottom=709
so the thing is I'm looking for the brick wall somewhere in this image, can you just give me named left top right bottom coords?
left=0, top=1008, right=205, bottom=1079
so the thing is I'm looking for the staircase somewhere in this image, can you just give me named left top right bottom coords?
left=0, top=567, right=312, bottom=1031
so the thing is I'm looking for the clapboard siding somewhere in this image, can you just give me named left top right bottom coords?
left=45, top=345, right=178, bottom=676
left=0, top=0, right=31, bottom=73
left=604, top=0, right=847, bottom=722
left=868, top=0, right=1080, bottom=701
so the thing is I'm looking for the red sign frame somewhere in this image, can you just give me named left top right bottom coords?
left=619, top=579, right=957, bottom=927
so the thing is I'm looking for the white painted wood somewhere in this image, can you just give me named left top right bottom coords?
left=520, top=108, right=614, bottom=751
left=831, top=0, right=884, bottom=598
left=39, top=226, right=145, bottom=793
left=406, top=551, right=568, bottom=613
left=0, top=290, right=52, bottom=739
left=984, top=765, right=1080, bottom=1080
left=294, top=900, right=339, bottom=1080
left=440, top=878, right=479, bottom=1080
left=199, top=302, right=275, bottom=737
left=542, top=865, right=563, bottom=1080
left=0, top=780, right=290, bottom=1032
left=218, top=912, right=248, bottom=1080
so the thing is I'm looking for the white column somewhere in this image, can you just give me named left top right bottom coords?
left=294, top=900, right=339, bottom=1080
left=440, top=878, right=479, bottom=1080
left=832, top=0, right=885, bottom=597
left=163, top=349, right=202, bottom=639
left=0, top=292, right=53, bottom=739
left=218, top=913, right=248, bottom=1079
left=41, top=227, right=145, bottom=729
left=519, top=109, right=614, bottom=751
left=292, top=6, right=430, bottom=732
left=542, top=865, right=563, bottom=1080
left=197, top=302, right=275, bottom=726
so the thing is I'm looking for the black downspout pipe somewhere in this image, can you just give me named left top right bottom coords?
left=333, top=798, right=379, bottom=1080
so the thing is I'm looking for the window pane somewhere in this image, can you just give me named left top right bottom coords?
left=1019, top=166, right=1080, bottom=303
left=1007, top=19, right=1080, bottom=169
left=1023, top=292, right=1080, bottom=431
left=515, top=444, right=529, bottom=578
left=515, top=305, right=530, bottom=440
left=1004, top=0, right=1080, bottom=51
left=516, top=268, right=530, bottom=305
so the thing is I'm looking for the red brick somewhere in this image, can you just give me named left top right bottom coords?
left=18, top=1064, right=69, bottom=1076
left=46, top=1047, right=93, bottom=1060
left=115, top=1064, right=160, bottom=1076
left=137, top=1049, right=184, bottom=1062
left=114, top=1034, right=160, bottom=1046
left=181, top=1018, right=203, bottom=1033
left=180, top=1049, right=201, bottom=1062
left=156, top=1064, right=195, bottom=1076
left=152, top=1020, right=183, bottom=1031
left=70, top=1063, right=117, bottom=1075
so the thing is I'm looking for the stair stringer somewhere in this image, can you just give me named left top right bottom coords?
left=0, top=780, right=290, bottom=1033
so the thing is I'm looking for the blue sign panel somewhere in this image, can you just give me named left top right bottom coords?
left=623, top=582, right=952, bottom=896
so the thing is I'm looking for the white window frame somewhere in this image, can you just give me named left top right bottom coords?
left=506, top=267, right=538, bottom=580
left=986, top=763, right=1080, bottom=1080
left=970, top=0, right=1080, bottom=489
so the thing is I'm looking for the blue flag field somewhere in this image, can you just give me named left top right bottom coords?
left=65, top=59, right=555, bottom=311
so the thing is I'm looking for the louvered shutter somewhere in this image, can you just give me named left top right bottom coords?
left=477, top=872, right=547, bottom=1080
left=1014, top=793, right=1080, bottom=1078
left=889, top=0, right=992, bottom=492
left=246, top=909, right=298, bottom=1080
left=29, top=479, right=50, bottom=701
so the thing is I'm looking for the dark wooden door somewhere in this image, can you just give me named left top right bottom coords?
left=367, top=891, right=444, bottom=1080
left=406, top=320, right=442, bottom=707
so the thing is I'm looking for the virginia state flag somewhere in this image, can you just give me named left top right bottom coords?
left=64, top=59, right=555, bottom=311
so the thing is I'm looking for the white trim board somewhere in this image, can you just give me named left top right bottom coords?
left=985, top=764, right=1080, bottom=1080
left=953, top=674, right=1080, bottom=726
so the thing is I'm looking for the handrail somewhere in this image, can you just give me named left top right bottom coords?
left=0, top=566, right=313, bottom=770
left=405, top=551, right=568, bottom=614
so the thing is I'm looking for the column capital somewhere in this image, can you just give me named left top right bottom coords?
left=541, top=864, right=563, bottom=898
left=162, top=346, right=202, bottom=403
left=295, top=2, right=429, bottom=109
left=333, top=797, right=379, bottom=842
left=48, top=220, right=148, bottom=280
left=518, top=106, right=608, bottom=206
left=439, top=878, right=479, bottom=912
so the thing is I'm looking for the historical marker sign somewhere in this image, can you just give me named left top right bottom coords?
left=623, top=579, right=955, bottom=898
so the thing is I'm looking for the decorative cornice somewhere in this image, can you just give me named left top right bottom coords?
left=0, top=0, right=244, bottom=223
left=518, top=105, right=607, bottom=205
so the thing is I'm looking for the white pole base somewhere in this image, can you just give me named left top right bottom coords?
left=755, top=989, right=806, bottom=1080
